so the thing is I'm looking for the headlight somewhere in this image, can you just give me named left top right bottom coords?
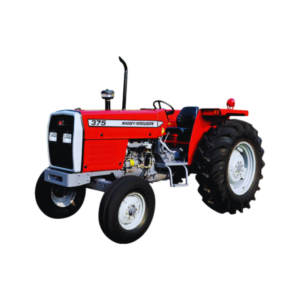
left=49, top=132, right=57, bottom=142
left=63, top=133, right=72, bottom=144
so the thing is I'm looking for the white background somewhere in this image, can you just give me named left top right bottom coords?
left=0, top=1, right=299, bottom=299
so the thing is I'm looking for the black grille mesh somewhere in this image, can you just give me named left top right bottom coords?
left=49, top=115, right=74, bottom=169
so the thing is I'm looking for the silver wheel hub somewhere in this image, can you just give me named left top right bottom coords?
left=51, top=185, right=76, bottom=208
left=228, top=142, right=256, bottom=195
left=118, top=193, right=146, bottom=230
left=128, top=205, right=137, bottom=216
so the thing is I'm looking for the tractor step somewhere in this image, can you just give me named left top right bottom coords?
left=165, top=163, right=189, bottom=187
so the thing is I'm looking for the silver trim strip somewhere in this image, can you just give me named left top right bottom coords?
left=44, top=168, right=118, bottom=187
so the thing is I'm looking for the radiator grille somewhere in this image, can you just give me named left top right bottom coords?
left=49, top=115, right=74, bottom=170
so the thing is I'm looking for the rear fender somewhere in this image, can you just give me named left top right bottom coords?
left=187, top=109, right=248, bottom=165
left=201, top=108, right=248, bottom=119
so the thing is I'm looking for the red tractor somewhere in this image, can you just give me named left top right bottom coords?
left=36, top=57, right=264, bottom=244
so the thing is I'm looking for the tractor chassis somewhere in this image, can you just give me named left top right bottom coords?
left=44, top=159, right=190, bottom=193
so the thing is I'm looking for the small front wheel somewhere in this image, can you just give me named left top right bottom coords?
left=35, top=171, right=86, bottom=219
left=99, top=176, right=155, bottom=244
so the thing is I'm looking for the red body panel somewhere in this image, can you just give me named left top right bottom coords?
left=200, top=108, right=248, bottom=117
left=83, top=139, right=128, bottom=172
left=79, top=107, right=248, bottom=172
left=187, top=109, right=248, bottom=164
left=187, top=113, right=212, bottom=165
left=80, top=109, right=169, bottom=172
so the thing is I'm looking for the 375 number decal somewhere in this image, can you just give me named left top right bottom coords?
left=89, top=120, right=106, bottom=126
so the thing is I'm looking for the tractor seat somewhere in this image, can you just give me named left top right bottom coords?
left=165, top=106, right=199, bottom=141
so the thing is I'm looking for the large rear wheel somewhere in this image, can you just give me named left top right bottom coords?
left=195, top=119, right=264, bottom=214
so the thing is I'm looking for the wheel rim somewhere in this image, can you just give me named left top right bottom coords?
left=228, top=142, right=256, bottom=196
left=51, top=185, right=77, bottom=208
left=118, top=193, right=146, bottom=230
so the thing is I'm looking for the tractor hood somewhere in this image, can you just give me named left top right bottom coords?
left=80, top=109, right=170, bottom=140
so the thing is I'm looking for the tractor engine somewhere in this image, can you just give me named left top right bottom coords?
left=123, top=141, right=167, bottom=182
left=122, top=138, right=185, bottom=183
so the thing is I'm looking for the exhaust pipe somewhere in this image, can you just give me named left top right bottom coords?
left=119, top=56, right=128, bottom=110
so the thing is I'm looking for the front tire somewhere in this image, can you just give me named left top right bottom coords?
left=35, top=171, right=86, bottom=219
left=195, top=119, right=264, bottom=214
left=99, top=176, right=155, bottom=244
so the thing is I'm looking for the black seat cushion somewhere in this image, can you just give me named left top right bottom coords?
left=177, top=107, right=199, bottom=128
left=165, top=107, right=199, bottom=142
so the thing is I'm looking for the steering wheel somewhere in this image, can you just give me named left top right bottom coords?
left=153, top=100, right=175, bottom=115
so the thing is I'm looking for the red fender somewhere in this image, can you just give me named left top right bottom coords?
left=188, top=108, right=248, bottom=165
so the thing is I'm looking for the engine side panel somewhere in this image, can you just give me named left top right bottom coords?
left=83, top=139, right=128, bottom=172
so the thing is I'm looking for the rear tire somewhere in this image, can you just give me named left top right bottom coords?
left=195, top=119, right=264, bottom=214
left=99, top=176, right=155, bottom=244
left=35, top=171, right=86, bottom=219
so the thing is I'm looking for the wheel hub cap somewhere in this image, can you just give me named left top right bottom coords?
left=237, top=162, right=242, bottom=173
left=228, top=142, right=256, bottom=195
left=128, top=205, right=137, bottom=216
left=118, top=193, right=146, bottom=230
left=51, top=185, right=76, bottom=208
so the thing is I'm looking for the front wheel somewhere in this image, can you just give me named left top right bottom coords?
left=99, top=176, right=155, bottom=244
left=195, top=119, right=265, bottom=214
left=35, top=171, right=86, bottom=219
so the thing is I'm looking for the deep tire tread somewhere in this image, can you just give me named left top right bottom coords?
left=99, top=176, right=155, bottom=244
left=195, top=119, right=264, bottom=214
